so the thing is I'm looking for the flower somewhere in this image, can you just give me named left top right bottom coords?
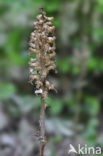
left=29, top=9, right=57, bottom=98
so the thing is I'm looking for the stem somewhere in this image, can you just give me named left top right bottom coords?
left=40, top=95, right=46, bottom=156
left=40, top=9, right=47, bottom=156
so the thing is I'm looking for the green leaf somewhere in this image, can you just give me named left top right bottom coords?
left=0, top=82, right=17, bottom=100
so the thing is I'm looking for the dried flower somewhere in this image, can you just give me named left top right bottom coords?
left=29, top=8, right=57, bottom=99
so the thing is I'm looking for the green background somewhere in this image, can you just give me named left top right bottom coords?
left=0, top=0, right=103, bottom=155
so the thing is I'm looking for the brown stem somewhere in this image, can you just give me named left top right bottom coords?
left=40, top=95, right=46, bottom=156
left=40, top=142, right=46, bottom=156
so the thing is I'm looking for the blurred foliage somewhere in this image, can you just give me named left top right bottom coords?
left=0, top=0, right=103, bottom=155
left=46, top=96, right=63, bottom=115
left=84, top=118, right=99, bottom=145
left=0, top=82, right=17, bottom=100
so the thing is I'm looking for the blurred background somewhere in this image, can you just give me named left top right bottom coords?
left=0, top=0, right=103, bottom=155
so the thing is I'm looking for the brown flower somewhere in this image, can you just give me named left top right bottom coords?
left=29, top=9, right=57, bottom=99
